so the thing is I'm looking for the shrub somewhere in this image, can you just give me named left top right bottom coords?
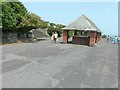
left=102, top=35, right=107, bottom=38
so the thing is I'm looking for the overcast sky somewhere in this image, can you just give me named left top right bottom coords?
left=20, top=1, right=118, bottom=36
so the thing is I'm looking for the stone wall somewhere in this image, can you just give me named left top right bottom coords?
left=2, top=32, right=18, bottom=44
left=2, top=32, right=34, bottom=44
left=2, top=28, right=49, bottom=44
left=30, top=28, right=49, bottom=38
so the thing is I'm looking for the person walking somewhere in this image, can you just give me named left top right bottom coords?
left=107, top=35, right=110, bottom=42
left=51, top=32, right=55, bottom=43
left=54, top=32, right=58, bottom=43
left=114, top=36, right=117, bottom=44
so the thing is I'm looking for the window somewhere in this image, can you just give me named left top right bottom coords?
left=74, top=31, right=88, bottom=36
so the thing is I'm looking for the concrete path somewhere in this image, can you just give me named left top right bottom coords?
left=1, top=38, right=118, bottom=88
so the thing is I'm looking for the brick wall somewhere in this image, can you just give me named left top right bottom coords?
left=72, top=36, right=89, bottom=46
left=95, top=32, right=102, bottom=43
left=95, top=33, right=99, bottom=43
left=89, top=31, right=96, bottom=46
left=63, top=30, right=68, bottom=44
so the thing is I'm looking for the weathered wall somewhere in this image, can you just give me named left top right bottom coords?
left=95, top=32, right=102, bottom=43
left=2, top=28, right=49, bottom=44
left=95, top=33, right=99, bottom=43
left=63, top=30, right=68, bottom=44
left=31, top=28, right=49, bottom=38
left=72, top=36, right=90, bottom=46
left=89, top=31, right=96, bottom=46
left=2, top=32, right=17, bottom=44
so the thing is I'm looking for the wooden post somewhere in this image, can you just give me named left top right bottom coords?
left=74, top=31, right=77, bottom=35
left=89, top=31, right=96, bottom=46
left=63, top=30, right=68, bottom=44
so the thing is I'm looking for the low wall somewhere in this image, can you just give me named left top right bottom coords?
left=2, top=28, right=48, bottom=44
left=2, top=32, right=17, bottom=44
left=30, top=28, right=49, bottom=38
left=72, top=36, right=90, bottom=46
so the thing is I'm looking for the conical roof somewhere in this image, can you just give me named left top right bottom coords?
left=62, top=14, right=101, bottom=32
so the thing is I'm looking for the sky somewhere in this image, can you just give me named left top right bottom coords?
left=20, top=1, right=118, bottom=36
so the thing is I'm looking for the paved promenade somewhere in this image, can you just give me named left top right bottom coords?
left=1, top=38, right=118, bottom=88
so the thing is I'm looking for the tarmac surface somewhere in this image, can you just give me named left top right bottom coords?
left=1, top=38, right=118, bottom=88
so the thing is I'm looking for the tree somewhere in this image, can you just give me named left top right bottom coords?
left=2, top=1, right=27, bottom=32
left=19, top=12, right=41, bottom=31
left=102, top=34, right=107, bottom=38
left=19, top=12, right=49, bottom=33
left=0, top=2, right=2, bottom=27
left=2, top=1, right=49, bottom=33
left=40, top=21, right=49, bottom=29
left=49, top=23, right=56, bottom=27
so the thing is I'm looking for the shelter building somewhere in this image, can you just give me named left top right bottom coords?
left=62, top=14, right=102, bottom=46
